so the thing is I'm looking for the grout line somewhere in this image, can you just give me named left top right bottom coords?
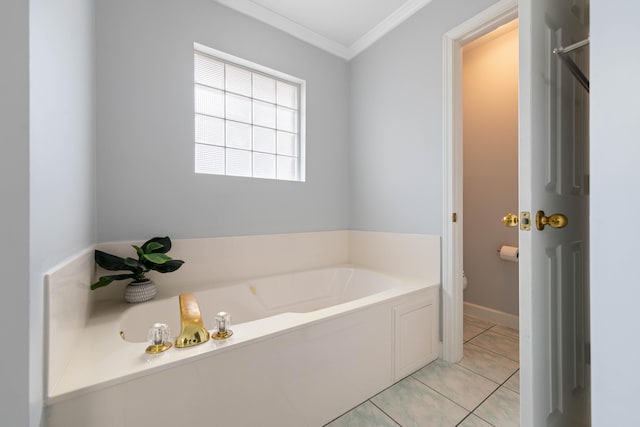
left=456, top=347, right=519, bottom=386
left=457, top=343, right=519, bottom=384
left=473, top=412, right=498, bottom=426
left=466, top=335, right=520, bottom=363
left=451, top=362, right=503, bottom=387
left=470, top=385, right=519, bottom=426
left=322, top=401, right=365, bottom=426
left=473, top=327, right=518, bottom=342
left=463, top=328, right=520, bottom=365
left=503, top=369, right=520, bottom=394
left=410, top=375, right=474, bottom=416
left=463, top=329, right=486, bottom=343
left=463, top=315, right=496, bottom=329
left=322, top=399, right=401, bottom=427
left=465, top=324, right=495, bottom=335
left=467, top=386, right=504, bottom=423
left=456, top=413, right=497, bottom=427
left=454, top=362, right=513, bottom=386
left=486, top=325, right=520, bottom=340
left=369, top=400, right=403, bottom=427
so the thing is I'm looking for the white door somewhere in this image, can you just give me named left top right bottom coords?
left=519, top=0, right=590, bottom=425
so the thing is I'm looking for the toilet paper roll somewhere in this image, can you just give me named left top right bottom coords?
left=499, top=245, right=519, bottom=263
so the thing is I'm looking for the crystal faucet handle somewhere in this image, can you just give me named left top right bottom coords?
left=146, top=323, right=172, bottom=354
left=213, top=312, right=233, bottom=340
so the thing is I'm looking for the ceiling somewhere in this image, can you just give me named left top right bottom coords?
left=216, top=0, right=433, bottom=60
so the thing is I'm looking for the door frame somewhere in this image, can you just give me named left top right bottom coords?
left=441, top=0, right=518, bottom=362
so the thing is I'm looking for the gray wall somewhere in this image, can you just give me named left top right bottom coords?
left=463, top=28, right=519, bottom=315
left=96, top=0, right=350, bottom=242
left=349, top=0, right=500, bottom=234
left=591, top=0, right=640, bottom=423
left=30, top=0, right=97, bottom=425
left=0, top=1, right=30, bottom=425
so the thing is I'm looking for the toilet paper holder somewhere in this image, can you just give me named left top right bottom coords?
left=497, top=245, right=519, bottom=263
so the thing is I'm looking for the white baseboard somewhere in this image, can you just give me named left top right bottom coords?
left=464, top=301, right=519, bottom=330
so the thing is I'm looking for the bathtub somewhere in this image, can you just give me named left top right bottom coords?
left=47, top=267, right=439, bottom=427
left=122, top=267, right=404, bottom=342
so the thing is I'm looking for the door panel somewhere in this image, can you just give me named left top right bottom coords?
left=544, top=20, right=562, bottom=195
left=544, top=245, right=562, bottom=420
left=571, top=241, right=586, bottom=391
left=520, top=0, right=589, bottom=425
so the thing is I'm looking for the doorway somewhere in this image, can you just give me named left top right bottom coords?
left=443, top=0, right=591, bottom=425
left=441, top=0, right=518, bottom=363
left=461, top=20, right=520, bottom=329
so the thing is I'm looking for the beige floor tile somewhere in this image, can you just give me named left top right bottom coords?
left=325, top=400, right=398, bottom=427
left=474, top=386, right=520, bottom=427
left=458, top=343, right=519, bottom=384
left=470, top=330, right=519, bottom=362
left=491, top=325, right=519, bottom=340
left=504, top=370, right=520, bottom=394
left=458, top=414, right=494, bottom=427
left=464, top=323, right=487, bottom=342
left=413, top=359, right=499, bottom=411
left=464, top=314, right=495, bottom=331
left=372, top=376, right=468, bottom=427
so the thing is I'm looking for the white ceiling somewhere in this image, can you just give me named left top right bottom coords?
left=216, top=0, right=433, bottom=60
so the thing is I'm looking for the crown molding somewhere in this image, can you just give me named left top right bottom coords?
left=216, top=0, right=351, bottom=59
left=216, top=0, right=432, bottom=61
left=348, top=0, right=432, bottom=59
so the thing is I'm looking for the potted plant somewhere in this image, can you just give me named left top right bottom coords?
left=91, top=236, right=185, bottom=303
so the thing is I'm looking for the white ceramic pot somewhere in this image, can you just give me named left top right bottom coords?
left=124, top=279, right=157, bottom=303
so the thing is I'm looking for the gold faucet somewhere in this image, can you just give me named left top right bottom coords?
left=175, top=293, right=210, bottom=348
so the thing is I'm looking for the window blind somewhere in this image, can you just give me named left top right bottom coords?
left=194, top=50, right=302, bottom=181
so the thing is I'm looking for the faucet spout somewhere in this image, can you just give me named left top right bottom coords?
left=175, top=293, right=210, bottom=348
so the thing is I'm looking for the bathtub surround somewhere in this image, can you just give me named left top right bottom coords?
left=349, top=231, right=441, bottom=284
left=45, top=248, right=95, bottom=404
left=92, top=231, right=350, bottom=302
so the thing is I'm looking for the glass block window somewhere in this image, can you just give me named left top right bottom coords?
left=194, top=46, right=304, bottom=181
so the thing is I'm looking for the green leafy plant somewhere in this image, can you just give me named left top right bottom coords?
left=91, top=236, right=184, bottom=290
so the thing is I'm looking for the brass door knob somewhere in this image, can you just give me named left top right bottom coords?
left=535, top=210, right=568, bottom=230
left=502, top=213, right=519, bottom=227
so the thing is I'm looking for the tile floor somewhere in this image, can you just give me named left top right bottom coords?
left=325, top=315, right=520, bottom=427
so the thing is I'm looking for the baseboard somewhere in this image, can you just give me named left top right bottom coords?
left=463, top=301, right=519, bottom=330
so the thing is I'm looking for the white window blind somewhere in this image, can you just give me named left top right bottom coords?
left=194, top=48, right=304, bottom=181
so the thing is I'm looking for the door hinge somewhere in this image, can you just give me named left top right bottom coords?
left=452, top=213, right=457, bottom=222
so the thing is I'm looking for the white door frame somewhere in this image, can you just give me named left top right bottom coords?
left=441, top=0, right=518, bottom=362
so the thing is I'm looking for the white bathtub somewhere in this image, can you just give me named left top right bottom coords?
left=48, top=267, right=439, bottom=427
left=121, top=268, right=398, bottom=342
